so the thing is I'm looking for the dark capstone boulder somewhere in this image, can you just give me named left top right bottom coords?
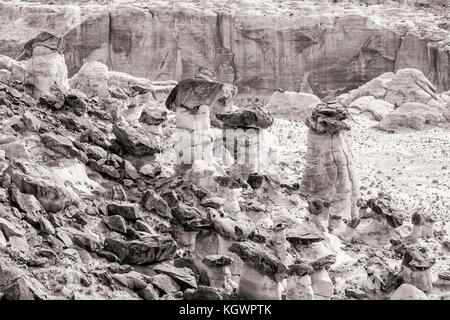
left=19, top=31, right=66, bottom=59
left=285, top=222, right=325, bottom=245
left=309, top=254, right=336, bottom=270
left=216, top=107, right=274, bottom=129
left=305, top=103, right=351, bottom=135
left=247, top=173, right=265, bottom=189
left=287, top=263, right=314, bottom=277
left=165, top=78, right=223, bottom=111
left=363, top=194, right=405, bottom=228
left=228, top=241, right=287, bottom=280
left=202, top=255, right=233, bottom=267
left=402, top=244, right=435, bottom=271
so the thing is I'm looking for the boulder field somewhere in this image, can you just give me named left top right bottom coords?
left=0, top=1, right=450, bottom=301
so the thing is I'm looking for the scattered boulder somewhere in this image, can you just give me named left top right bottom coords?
left=150, top=273, right=181, bottom=295
left=391, top=284, right=428, bottom=300
left=104, top=215, right=127, bottom=234
left=266, top=91, right=321, bottom=120
left=113, top=124, right=161, bottom=156
left=107, top=202, right=140, bottom=221
left=153, top=263, right=198, bottom=289
left=141, top=189, right=172, bottom=219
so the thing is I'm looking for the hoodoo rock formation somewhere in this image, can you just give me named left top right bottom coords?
left=0, top=0, right=449, bottom=303
left=300, top=103, right=360, bottom=226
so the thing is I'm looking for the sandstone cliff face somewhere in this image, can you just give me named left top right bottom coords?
left=0, top=1, right=449, bottom=99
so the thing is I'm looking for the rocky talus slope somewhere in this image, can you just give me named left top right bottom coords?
left=0, top=0, right=449, bottom=99
left=1, top=27, right=450, bottom=300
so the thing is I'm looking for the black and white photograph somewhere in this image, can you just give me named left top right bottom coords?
left=0, top=0, right=449, bottom=309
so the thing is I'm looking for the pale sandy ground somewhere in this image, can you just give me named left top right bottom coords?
left=272, top=116, right=450, bottom=224
left=270, top=116, right=450, bottom=299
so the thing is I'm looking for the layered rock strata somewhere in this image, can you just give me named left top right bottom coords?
left=300, top=103, right=360, bottom=222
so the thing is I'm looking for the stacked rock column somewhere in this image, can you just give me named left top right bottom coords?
left=300, top=103, right=360, bottom=224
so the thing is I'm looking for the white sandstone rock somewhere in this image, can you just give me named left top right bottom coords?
left=391, top=284, right=428, bottom=300
left=267, top=91, right=321, bottom=120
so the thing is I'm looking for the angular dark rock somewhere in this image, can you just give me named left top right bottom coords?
left=104, top=215, right=127, bottom=234
left=150, top=273, right=181, bottom=295
left=228, top=241, right=287, bottom=280
left=141, top=189, right=172, bottom=219
left=69, top=230, right=102, bottom=252
left=113, top=124, right=160, bottom=156
left=139, top=108, right=167, bottom=125
left=107, top=202, right=140, bottom=221
left=125, top=237, right=177, bottom=265
left=104, top=237, right=129, bottom=262
left=153, top=263, right=197, bottom=289
left=138, top=284, right=159, bottom=300
left=41, top=133, right=88, bottom=162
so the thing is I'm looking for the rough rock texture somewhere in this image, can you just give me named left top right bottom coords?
left=300, top=103, right=360, bottom=220
left=0, top=3, right=449, bottom=301
left=340, top=68, right=450, bottom=129
left=22, top=32, right=69, bottom=101
left=216, top=108, right=274, bottom=129
left=1, top=1, right=449, bottom=99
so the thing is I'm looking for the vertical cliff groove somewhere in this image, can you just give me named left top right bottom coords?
left=107, top=10, right=114, bottom=71
left=3, top=3, right=447, bottom=97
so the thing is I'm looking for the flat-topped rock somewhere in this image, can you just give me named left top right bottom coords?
left=360, top=194, right=405, bottom=228
left=165, top=78, right=223, bottom=112
left=305, top=103, right=351, bottom=135
left=113, top=123, right=161, bottom=156
left=107, top=202, right=140, bottom=221
left=228, top=241, right=287, bottom=280
left=216, top=107, right=274, bottom=129
left=202, top=255, right=233, bottom=267
left=286, top=222, right=325, bottom=245
left=402, top=244, right=435, bottom=271
left=153, top=263, right=197, bottom=289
